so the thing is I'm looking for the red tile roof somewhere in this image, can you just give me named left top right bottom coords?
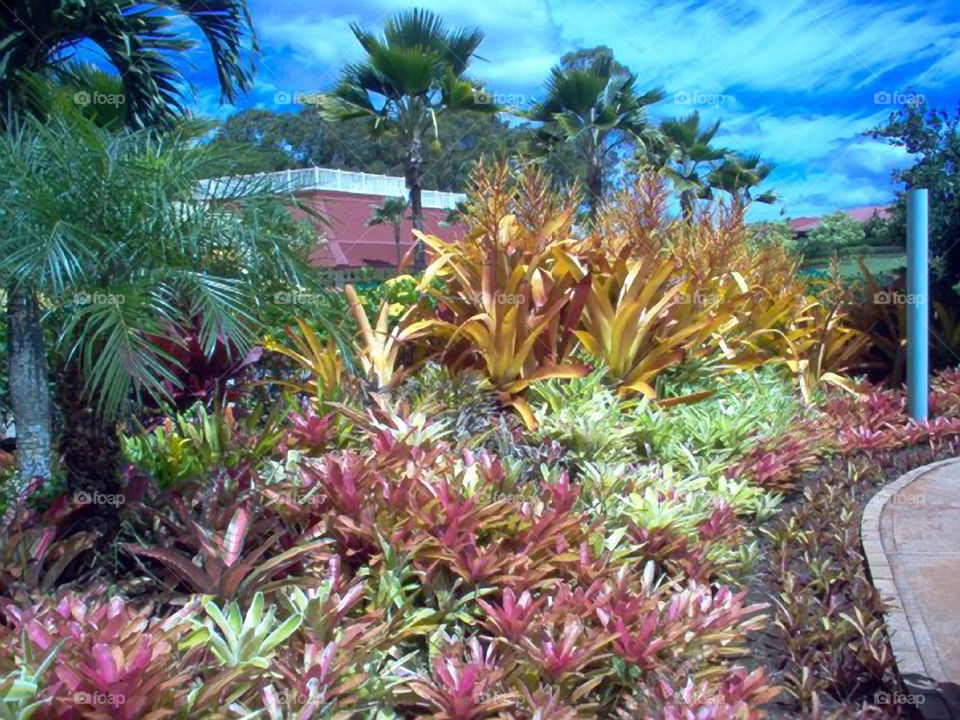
left=788, top=205, right=891, bottom=233
left=289, top=189, right=465, bottom=268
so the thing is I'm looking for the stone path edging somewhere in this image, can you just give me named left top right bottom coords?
left=861, top=457, right=960, bottom=719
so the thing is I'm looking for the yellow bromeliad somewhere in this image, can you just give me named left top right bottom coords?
left=400, top=216, right=589, bottom=427
left=263, top=318, right=343, bottom=399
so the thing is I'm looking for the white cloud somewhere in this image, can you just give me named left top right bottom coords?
left=221, top=0, right=959, bottom=218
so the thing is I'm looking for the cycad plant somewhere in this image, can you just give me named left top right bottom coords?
left=0, top=113, right=313, bottom=492
left=317, top=8, right=495, bottom=270
left=526, top=54, right=663, bottom=219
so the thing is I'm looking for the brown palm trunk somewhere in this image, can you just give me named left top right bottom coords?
left=7, top=282, right=52, bottom=488
left=394, top=222, right=402, bottom=269
left=406, top=138, right=426, bottom=272
left=57, top=359, right=121, bottom=495
left=586, top=159, right=603, bottom=222
left=680, top=189, right=695, bottom=221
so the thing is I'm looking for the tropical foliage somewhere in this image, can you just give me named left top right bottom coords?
left=0, top=4, right=951, bottom=720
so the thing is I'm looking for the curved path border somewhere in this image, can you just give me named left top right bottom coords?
left=862, top=457, right=960, bottom=718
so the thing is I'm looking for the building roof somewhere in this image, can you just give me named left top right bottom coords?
left=788, top=205, right=891, bottom=234
left=291, top=189, right=465, bottom=268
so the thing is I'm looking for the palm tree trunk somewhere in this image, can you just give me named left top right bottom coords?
left=586, top=155, right=603, bottom=222
left=405, top=138, right=426, bottom=272
left=57, top=359, right=122, bottom=495
left=680, top=190, right=695, bottom=221
left=394, top=222, right=402, bottom=269
left=7, top=282, right=52, bottom=487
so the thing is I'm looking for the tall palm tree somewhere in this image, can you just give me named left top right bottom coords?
left=658, top=112, right=729, bottom=220
left=706, top=154, right=778, bottom=211
left=0, top=113, right=312, bottom=491
left=526, top=55, right=663, bottom=219
left=316, top=8, right=495, bottom=271
left=368, top=197, right=410, bottom=269
left=0, top=0, right=257, bottom=485
left=0, top=0, right=256, bottom=128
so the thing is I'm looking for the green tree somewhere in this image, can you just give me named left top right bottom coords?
left=802, top=212, right=866, bottom=257
left=210, top=107, right=524, bottom=192
left=748, top=221, right=796, bottom=258
left=706, top=154, right=777, bottom=211
left=368, top=197, right=410, bottom=268
left=316, top=8, right=495, bottom=271
left=868, top=101, right=960, bottom=296
left=658, top=112, right=728, bottom=220
left=209, top=108, right=400, bottom=175
left=0, top=0, right=257, bottom=484
left=526, top=51, right=663, bottom=219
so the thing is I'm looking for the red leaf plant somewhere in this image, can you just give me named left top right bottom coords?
left=0, top=484, right=99, bottom=598
left=124, top=478, right=328, bottom=599
left=1, top=593, right=202, bottom=719
left=409, top=638, right=517, bottom=720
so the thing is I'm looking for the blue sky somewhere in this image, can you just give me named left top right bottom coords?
left=182, top=0, right=960, bottom=221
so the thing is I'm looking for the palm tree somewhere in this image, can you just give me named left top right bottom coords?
left=0, top=113, right=312, bottom=491
left=658, top=112, right=729, bottom=220
left=0, top=0, right=257, bottom=485
left=706, top=154, right=778, bottom=211
left=0, top=0, right=256, bottom=128
left=316, top=8, right=495, bottom=271
left=368, top=198, right=410, bottom=269
left=526, top=54, right=663, bottom=219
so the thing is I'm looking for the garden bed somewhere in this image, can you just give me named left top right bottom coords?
left=3, top=163, right=960, bottom=719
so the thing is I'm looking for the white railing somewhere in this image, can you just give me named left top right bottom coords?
left=199, top=166, right=466, bottom=209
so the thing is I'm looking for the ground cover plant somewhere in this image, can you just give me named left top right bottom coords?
left=1, top=153, right=957, bottom=720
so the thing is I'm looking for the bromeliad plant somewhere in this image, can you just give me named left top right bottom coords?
left=574, top=255, right=729, bottom=397
left=0, top=486, right=98, bottom=598
left=0, top=593, right=203, bottom=719
left=124, top=477, right=329, bottom=599
left=401, top=163, right=591, bottom=425
left=345, top=284, right=408, bottom=390
left=181, top=592, right=303, bottom=669
left=264, top=317, right=345, bottom=400
left=122, top=403, right=286, bottom=489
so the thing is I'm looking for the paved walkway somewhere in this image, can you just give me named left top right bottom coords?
left=863, top=458, right=960, bottom=718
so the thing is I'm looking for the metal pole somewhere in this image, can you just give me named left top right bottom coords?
left=907, top=188, right=929, bottom=422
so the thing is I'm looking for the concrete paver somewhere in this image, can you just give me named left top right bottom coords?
left=863, top=458, right=960, bottom=718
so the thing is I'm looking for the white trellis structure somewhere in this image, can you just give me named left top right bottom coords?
left=199, top=167, right=466, bottom=209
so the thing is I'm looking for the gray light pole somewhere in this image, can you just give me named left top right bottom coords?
left=906, top=188, right=929, bottom=422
